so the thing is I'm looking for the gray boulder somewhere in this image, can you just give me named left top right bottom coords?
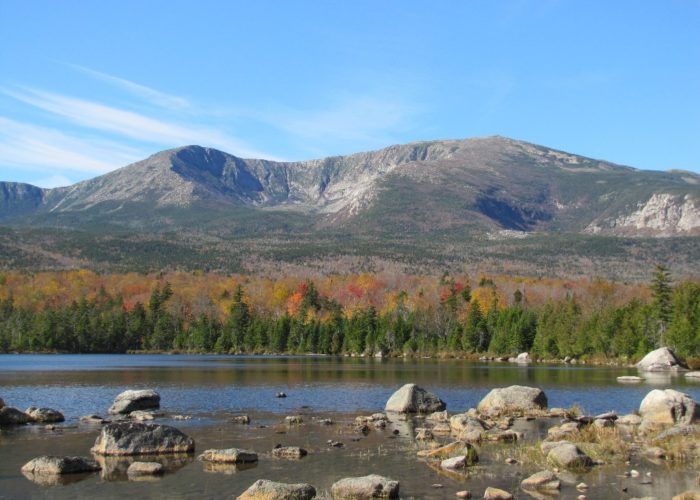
left=237, top=479, right=316, bottom=500
left=108, top=389, right=161, bottom=414
left=546, top=443, right=593, bottom=470
left=200, top=448, right=258, bottom=463
left=639, top=389, right=698, bottom=426
left=476, top=385, right=548, bottom=416
left=26, top=407, right=65, bottom=423
left=331, top=474, right=399, bottom=499
left=21, top=456, right=100, bottom=475
left=126, top=461, right=164, bottom=477
left=636, top=347, right=684, bottom=371
left=0, top=406, right=31, bottom=425
left=384, top=384, right=445, bottom=413
left=521, top=470, right=561, bottom=490
left=91, top=422, right=195, bottom=456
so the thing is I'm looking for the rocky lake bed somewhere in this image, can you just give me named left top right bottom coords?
left=1, top=352, right=700, bottom=499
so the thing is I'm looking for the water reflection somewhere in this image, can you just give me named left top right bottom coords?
left=94, top=453, right=194, bottom=481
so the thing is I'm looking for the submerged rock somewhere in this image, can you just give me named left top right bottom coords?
left=231, top=414, right=251, bottom=424
left=640, top=389, right=698, bottom=426
left=285, top=415, right=304, bottom=425
left=476, top=385, right=548, bottom=416
left=617, top=376, right=644, bottom=383
left=126, top=461, right=164, bottom=477
left=685, top=372, right=700, bottom=379
left=636, top=347, right=684, bottom=372
left=21, top=456, right=100, bottom=475
left=0, top=406, right=31, bottom=425
left=385, top=384, right=445, bottom=413
left=108, top=389, right=161, bottom=415
left=80, top=414, right=107, bottom=424
left=237, top=479, right=316, bottom=500
left=331, top=474, right=399, bottom=499
left=25, top=407, right=65, bottom=423
left=521, top=470, right=561, bottom=491
left=199, top=448, right=258, bottom=464
left=272, top=446, right=307, bottom=459
left=91, top=422, right=195, bottom=456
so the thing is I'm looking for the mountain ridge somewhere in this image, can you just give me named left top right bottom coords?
left=4, top=135, right=698, bottom=236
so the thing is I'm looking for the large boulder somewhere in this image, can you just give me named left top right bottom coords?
left=476, top=385, right=548, bottom=416
left=108, top=389, right=161, bottom=414
left=639, top=389, right=699, bottom=426
left=331, top=474, right=399, bottom=499
left=384, top=384, right=445, bottom=413
left=546, top=443, right=593, bottom=470
left=21, top=456, right=100, bottom=475
left=26, top=407, right=65, bottom=423
left=237, top=479, right=316, bottom=500
left=91, top=422, right=195, bottom=456
left=0, top=406, right=31, bottom=425
left=636, top=347, right=684, bottom=371
left=199, top=448, right=258, bottom=464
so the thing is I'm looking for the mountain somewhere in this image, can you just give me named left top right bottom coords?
left=1, top=136, right=699, bottom=279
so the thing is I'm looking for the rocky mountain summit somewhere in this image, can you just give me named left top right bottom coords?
left=2, top=136, right=699, bottom=236
left=1, top=136, right=699, bottom=277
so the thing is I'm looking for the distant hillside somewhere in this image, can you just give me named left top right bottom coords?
left=1, top=137, right=699, bottom=279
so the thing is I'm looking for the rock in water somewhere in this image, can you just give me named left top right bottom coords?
left=199, top=448, right=258, bottom=464
left=546, top=443, right=593, bottom=470
left=331, top=474, right=400, bottom=499
left=476, top=385, right=548, bottom=416
left=384, top=384, right=446, bottom=413
left=126, top=461, right=164, bottom=476
left=25, top=407, right=65, bottom=423
left=521, top=470, right=561, bottom=490
left=237, top=479, right=316, bottom=500
left=21, top=456, right=100, bottom=475
left=639, top=389, right=698, bottom=426
left=272, top=446, right=307, bottom=459
left=636, top=347, right=684, bottom=371
left=91, top=422, right=195, bottom=456
left=0, top=406, right=31, bottom=425
left=0, top=397, right=4, bottom=408
left=483, top=487, right=513, bottom=500
left=108, top=389, right=161, bottom=414
left=515, top=352, right=531, bottom=363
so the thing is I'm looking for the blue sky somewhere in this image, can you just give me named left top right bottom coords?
left=1, top=1, right=698, bottom=188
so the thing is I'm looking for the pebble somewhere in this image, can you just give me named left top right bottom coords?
left=576, top=482, right=589, bottom=490
left=327, top=440, right=344, bottom=448
left=505, top=458, right=517, bottom=464
left=577, top=496, right=586, bottom=500
left=630, top=469, right=640, bottom=478
left=432, top=484, right=444, bottom=489
left=456, top=491, right=471, bottom=499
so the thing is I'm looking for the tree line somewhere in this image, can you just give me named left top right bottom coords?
left=0, top=266, right=698, bottom=362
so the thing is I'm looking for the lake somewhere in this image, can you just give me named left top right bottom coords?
left=1, top=354, right=699, bottom=499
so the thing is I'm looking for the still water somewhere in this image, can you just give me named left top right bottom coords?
left=1, top=355, right=699, bottom=499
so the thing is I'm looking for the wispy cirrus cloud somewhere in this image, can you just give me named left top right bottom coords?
left=1, top=86, right=278, bottom=160
left=64, top=63, right=191, bottom=110
left=0, top=116, right=144, bottom=175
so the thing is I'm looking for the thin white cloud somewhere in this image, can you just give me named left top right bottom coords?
left=2, top=87, right=278, bottom=160
left=32, top=173, right=75, bottom=189
left=0, top=116, right=144, bottom=175
left=247, top=94, right=420, bottom=156
left=65, top=63, right=191, bottom=110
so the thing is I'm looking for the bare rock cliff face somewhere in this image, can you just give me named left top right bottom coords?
left=586, top=193, right=700, bottom=236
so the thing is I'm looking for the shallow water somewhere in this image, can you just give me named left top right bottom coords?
left=1, top=354, right=699, bottom=499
